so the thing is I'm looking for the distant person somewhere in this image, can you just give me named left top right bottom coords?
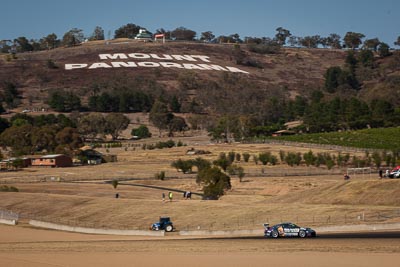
left=168, top=191, right=173, bottom=202
left=162, top=192, right=165, bottom=202
left=187, top=191, right=192, bottom=199
left=385, top=169, right=389, bottom=178
left=379, top=169, right=383, bottom=179
left=344, top=173, right=350, bottom=180
left=115, top=193, right=119, bottom=198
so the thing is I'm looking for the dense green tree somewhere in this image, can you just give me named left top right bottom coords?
left=3, top=82, right=20, bottom=108
left=378, top=42, right=391, bottom=57
left=0, top=117, right=10, bottom=134
left=114, top=23, right=142, bottom=38
left=363, top=38, right=380, bottom=51
left=77, top=113, right=106, bottom=140
left=170, top=95, right=181, bottom=113
left=171, top=27, right=196, bottom=41
left=55, top=127, right=83, bottom=155
left=48, top=91, right=81, bottom=112
left=131, top=125, right=152, bottom=138
left=0, top=124, right=33, bottom=155
left=149, top=100, right=173, bottom=135
left=14, top=37, right=33, bottom=52
left=343, top=32, right=365, bottom=49
left=171, top=159, right=193, bottom=173
left=196, top=166, right=231, bottom=200
left=324, top=66, right=342, bottom=92
left=168, top=116, right=188, bottom=135
left=358, top=49, right=374, bottom=67
left=213, top=152, right=231, bottom=171
left=104, top=113, right=130, bottom=140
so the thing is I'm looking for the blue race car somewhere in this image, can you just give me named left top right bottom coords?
left=264, top=222, right=316, bottom=238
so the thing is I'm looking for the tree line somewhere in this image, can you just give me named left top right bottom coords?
left=2, top=23, right=400, bottom=53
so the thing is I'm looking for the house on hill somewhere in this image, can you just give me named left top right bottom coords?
left=31, top=154, right=72, bottom=167
left=135, top=29, right=153, bottom=41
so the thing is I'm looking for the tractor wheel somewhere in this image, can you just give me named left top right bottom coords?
left=165, top=225, right=173, bottom=232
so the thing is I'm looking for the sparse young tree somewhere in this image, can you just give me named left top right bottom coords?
left=90, top=26, right=105, bottom=41
left=275, top=27, right=291, bottom=45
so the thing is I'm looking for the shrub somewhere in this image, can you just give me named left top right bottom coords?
left=171, top=159, right=193, bottom=174
left=0, top=185, right=19, bottom=192
left=155, top=171, right=166, bottom=180
left=111, top=179, right=118, bottom=189
left=242, top=153, right=250, bottom=162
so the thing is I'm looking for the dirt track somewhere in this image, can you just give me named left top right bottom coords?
left=1, top=225, right=400, bottom=267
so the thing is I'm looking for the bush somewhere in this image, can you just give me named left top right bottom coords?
left=131, top=125, right=152, bottom=139
left=0, top=185, right=19, bottom=192
left=171, top=159, right=193, bottom=174
left=155, top=171, right=166, bottom=180
left=242, top=153, right=250, bottom=162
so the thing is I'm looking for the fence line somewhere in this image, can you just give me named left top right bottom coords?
left=9, top=209, right=400, bottom=232
left=0, top=209, right=19, bottom=221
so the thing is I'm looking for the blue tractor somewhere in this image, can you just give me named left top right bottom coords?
left=150, top=217, right=174, bottom=232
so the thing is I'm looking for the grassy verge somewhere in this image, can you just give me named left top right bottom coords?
left=271, top=127, right=400, bottom=150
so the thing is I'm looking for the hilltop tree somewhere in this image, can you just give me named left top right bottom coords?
left=275, top=27, right=291, bottom=45
left=378, top=42, right=391, bottom=57
left=200, top=31, right=215, bottom=42
left=62, top=28, right=84, bottom=47
left=43, top=33, right=59, bottom=49
left=363, top=38, right=380, bottom=51
left=114, top=23, right=141, bottom=39
left=326, top=33, right=341, bottom=49
left=394, top=36, right=400, bottom=47
left=171, top=27, right=196, bottom=41
left=14, top=37, right=33, bottom=52
left=90, top=26, right=105, bottom=41
left=343, top=32, right=365, bottom=49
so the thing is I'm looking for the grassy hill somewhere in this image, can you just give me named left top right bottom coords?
left=0, top=40, right=349, bottom=112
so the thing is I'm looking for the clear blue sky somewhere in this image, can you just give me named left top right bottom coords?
left=1, top=0, right=399, bottom=45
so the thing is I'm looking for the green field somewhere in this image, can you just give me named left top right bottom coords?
left=272, top=127, right=400, bottom=150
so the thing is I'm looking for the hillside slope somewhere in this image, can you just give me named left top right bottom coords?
left=1, top=41, right=345, bottom=109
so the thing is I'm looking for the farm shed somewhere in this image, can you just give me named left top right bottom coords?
left=31, top=154, right=72, bottom=167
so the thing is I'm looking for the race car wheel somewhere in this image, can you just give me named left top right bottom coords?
left=271, top=230, right=279, bottom=238
left=165, top=225, right=173, bottom=232
left=299, top=230, right=306, bottom=238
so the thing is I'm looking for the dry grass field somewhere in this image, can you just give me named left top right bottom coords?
left=1, top=135, right=399, bottom=230
left=1, top=134, right=400, bottom=266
